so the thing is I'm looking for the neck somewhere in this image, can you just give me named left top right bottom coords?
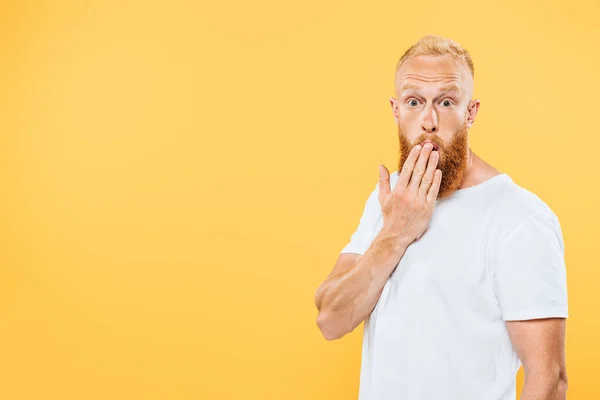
left=458, top=148, right=501, bottom=190
left=458, top=147, right=478, bottom=190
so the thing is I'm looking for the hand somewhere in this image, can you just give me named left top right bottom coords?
left=378, top=143, right=441, bottom=243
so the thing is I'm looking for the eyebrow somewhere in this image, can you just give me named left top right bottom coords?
left=399, top=83, right=462, bottom=95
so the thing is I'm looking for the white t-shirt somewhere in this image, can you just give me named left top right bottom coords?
left=340, top=171, right=569, bottom=400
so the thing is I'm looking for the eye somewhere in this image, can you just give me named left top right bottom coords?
left=407, top=99, right=420, bottom=107
left=440, top=99, right=453, bottom=108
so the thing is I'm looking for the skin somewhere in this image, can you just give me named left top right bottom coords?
left=315, top=54, right=567, bottom=399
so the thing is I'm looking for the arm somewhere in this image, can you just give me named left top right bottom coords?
left=492, top=213, right=569, bottom=399
left=506, top=318, right=568, bottom=400
left=314, top=230, right=410, bottom=340
left=315, top=143, right=441, bottom=340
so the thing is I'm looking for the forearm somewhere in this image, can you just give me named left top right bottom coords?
left=317, top=229, right=410, bottom=339
left=520, top=370, right=568, bottom=400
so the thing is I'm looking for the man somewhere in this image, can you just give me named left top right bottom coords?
left=314, top=35, right=568, bottom=400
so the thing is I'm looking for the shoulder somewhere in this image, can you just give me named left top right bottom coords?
left=489, top=175, right=562, bottom=248
left=495, top=176, right=558, bottom=222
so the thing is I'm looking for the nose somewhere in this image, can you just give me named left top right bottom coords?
left=421, top=104, right=438, bottom=133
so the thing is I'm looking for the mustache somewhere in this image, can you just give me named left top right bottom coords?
left=399, top=125, right=469, bottom=152
left=413, top=135, right=445, bottom=151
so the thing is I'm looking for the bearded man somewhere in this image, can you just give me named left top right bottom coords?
left=314, top=35, right=568, bottom=400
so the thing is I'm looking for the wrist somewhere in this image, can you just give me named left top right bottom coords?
left=374, top=227, right=412, bottom=253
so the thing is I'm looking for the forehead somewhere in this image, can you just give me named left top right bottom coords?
left=395, top=55, right=472, bottom=96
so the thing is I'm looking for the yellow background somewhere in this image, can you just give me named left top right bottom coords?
left=1, top=0, right=598, bottom=398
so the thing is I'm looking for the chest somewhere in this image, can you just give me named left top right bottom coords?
left=374, top=207, right=500, bottom=324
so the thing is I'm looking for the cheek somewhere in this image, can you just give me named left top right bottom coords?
left=439, top=107, right=463, bottom=120
left=398, top=124, right=418, bottom=142
left=439, top=111, right=467, bottom=131
left=397, top=106, right=419, bottom=120
left=397, top=112, right=420, bottom=132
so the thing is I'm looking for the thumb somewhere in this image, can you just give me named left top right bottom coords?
left=378, top=164, right=390, bottom=202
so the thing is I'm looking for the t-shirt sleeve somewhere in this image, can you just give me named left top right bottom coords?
left=339, top=182, right=382, bottom=255
left=492, top=213, right=569, bottom=321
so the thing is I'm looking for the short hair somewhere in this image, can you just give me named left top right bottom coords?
left=395, top=35, right=474, bottom=78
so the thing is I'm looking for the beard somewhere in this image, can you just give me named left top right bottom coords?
left=398, top=121, right=469, bottom=200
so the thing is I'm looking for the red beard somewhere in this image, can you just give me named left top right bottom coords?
left=398, top=122, right=469, bottom=200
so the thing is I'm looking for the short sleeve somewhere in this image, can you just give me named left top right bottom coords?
left=340, top=182, right=382, bottom=255
left=492, top=213, right=569, bottom=321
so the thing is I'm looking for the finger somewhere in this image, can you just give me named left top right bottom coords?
left=397, top=145, right=422, bottom=189
left=408, top=143, right=434, bottom=195
left=378, top=164, right=390, bottom=204
left=418, top=150, right=439, bottom=199
left=427, top=169, right=442, bottom=205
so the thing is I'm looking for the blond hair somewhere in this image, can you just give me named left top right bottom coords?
left=395, top=35, right=474, bottom=78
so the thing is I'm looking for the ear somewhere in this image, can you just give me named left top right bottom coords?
left=389, top=97, right=399, bottom=125
left=466, top=99, right=480, bottom=128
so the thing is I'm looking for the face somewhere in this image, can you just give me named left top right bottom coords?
left=391, top=55, right=480, bottom=199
